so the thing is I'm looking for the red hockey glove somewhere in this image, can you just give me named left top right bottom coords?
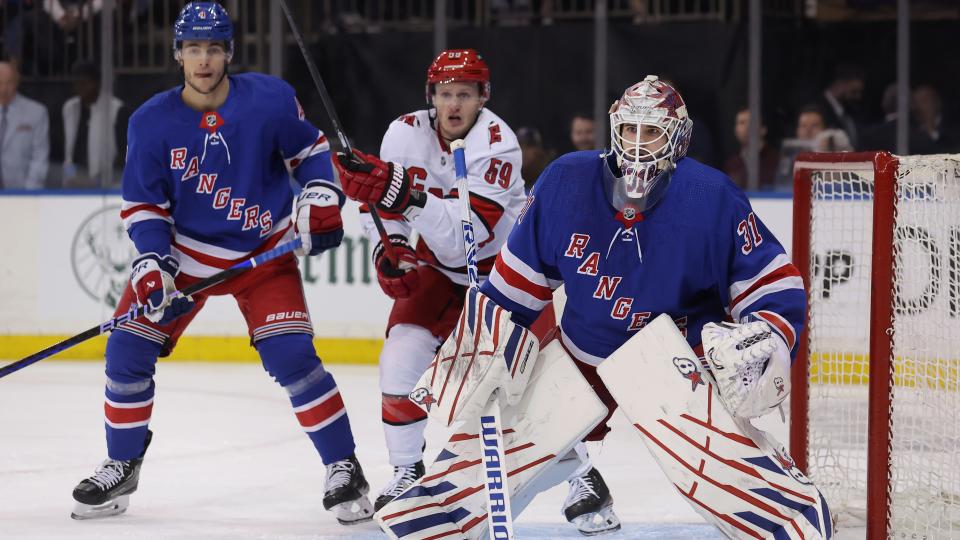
left=130, top=253, right=195, bottom=325
left=373, top=235, right=420, bottom=299
left=334, top=149, right=421, bottom=215
left=294, top=180, right=345, bottom=256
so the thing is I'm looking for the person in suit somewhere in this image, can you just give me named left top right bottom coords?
left=0, top=61, right=49, bottom=189
left=910, top=84, right=959, bottom=154
left=816, top=64, right=865, bottom=149
left=62, top=61, right=129, bottom=187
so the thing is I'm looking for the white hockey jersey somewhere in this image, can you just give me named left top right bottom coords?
left=359, top=108, right=527, bottom=285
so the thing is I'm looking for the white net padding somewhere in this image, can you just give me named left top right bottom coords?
left=800, top=154, right=960, bottom=539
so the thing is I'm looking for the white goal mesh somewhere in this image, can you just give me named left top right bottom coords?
left=795, top=153, right=960, bottom=539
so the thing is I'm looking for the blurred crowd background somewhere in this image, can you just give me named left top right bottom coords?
left=1, top=0, right=958, bottom=192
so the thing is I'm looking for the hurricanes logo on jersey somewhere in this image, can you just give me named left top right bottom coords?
left=488, top=123, right=502, bottom=145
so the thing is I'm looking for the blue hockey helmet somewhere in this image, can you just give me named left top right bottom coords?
left=173, top=2, right=234, bottom=55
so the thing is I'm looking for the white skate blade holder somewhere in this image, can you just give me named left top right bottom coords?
left=332, top=494, right=374, bottom=525
left=71, top=495, right=130, bottom=520
left=570, top=505, right=621, bottom=536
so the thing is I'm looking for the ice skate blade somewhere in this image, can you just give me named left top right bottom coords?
left=332, top=495, right=374, bottom=525
left=71, top=495, right=130, bottom=520
left=570, top=505, right=622, bottom=536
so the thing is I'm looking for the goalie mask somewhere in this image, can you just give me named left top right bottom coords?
left=604, top=75, right=693, bottom=214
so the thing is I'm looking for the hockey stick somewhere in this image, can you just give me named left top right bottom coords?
left=0, top=238, right=303, bottom=380
left=451, top=139, right=515, bottom=539
left=277, top=0, right=398, bottom=266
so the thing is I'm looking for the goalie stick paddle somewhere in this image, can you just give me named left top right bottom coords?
left=277, top=0, right=398, bottom=266
left=451, top=139, right=515, bottom=539
left=0, top=238, right=303, bottom=380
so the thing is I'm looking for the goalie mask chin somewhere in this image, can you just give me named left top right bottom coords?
left=602, top=151, right=673, bottom=214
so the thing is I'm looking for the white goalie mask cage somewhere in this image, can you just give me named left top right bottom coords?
left=605, top=75, right=693, bottom=213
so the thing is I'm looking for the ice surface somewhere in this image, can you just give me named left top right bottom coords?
left=0, top=361, right=864, bottom=539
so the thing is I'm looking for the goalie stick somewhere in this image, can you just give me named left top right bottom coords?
left=0, top=238, right=303, bottom=380
left=277, top=0, right=398, bottom=266
left=452, top=138, right=515, bottom=539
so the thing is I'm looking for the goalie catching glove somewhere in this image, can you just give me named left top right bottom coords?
left=700, top=319, right=791, bottom=419
left=408, top=288, right=540, bottom=427
left=130, top=253, right=195, bottom=325
left=294, top=180, right=345, bottom=257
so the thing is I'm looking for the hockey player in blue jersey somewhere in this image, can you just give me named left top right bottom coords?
left=70, top=2, right=374, bottom=525
left=477, top=76, right=806, bottom=535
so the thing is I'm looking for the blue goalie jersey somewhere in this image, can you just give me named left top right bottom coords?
left=119, top=73, right=337, bottom=278
left=480, top=151, right=806, bottom=365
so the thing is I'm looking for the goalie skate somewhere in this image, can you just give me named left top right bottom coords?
left=374, top=461, right=425, bottom=512
left=563, top=467, right=622, bottom=536
left=71, top=430, right=152, bottom=520
left=322, top=454, right=374, bottom=525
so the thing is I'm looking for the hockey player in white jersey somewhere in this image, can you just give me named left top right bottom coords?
left=332, top=49, right=530, bottom=511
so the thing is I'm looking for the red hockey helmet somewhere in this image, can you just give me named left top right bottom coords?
left=425, top=49, right=491, bottom=105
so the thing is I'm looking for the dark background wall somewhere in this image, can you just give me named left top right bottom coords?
left=21, top=17, right=960, bottom=171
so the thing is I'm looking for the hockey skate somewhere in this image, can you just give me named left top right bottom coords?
left=563, top=467, right=622, bottom=536
left=71, top=430, right=152, bottom=520
left=374, top=460, right=425, bottom=512
left=323, top=454, right=374, bottom=525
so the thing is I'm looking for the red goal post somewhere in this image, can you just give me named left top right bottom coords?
left=790, top=151, right=960, bottom=540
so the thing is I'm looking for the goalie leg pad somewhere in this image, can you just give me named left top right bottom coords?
left=596, top=314, right=832, bottom=540
left=376, top=339, right=607, bottom=540
left=570, top=357, right=619, bottom=442
left=410, top=289, right=541, bottom=428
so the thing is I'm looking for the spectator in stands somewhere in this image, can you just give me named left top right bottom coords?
left=817, top=63, right=866, bottom=148
left=0, top=61, right=49, bottom=189
left=775, top=104, right=851, bottom=189
left=797, top=104, right=851, bottom=152
left=910, top=84, right=959, bottom=154
left=516, top=126, right=554, bottom=192
left=62, top=61, right=129, bottom=188
left=795, top=105, right=826, bottom=142
left=723, top=106, right=778, bottom=190
left=569, top=112, right=596, bottom=151
left=3, top=0, right=97, bottom=76
left=859, top=83, right=898, bottom=152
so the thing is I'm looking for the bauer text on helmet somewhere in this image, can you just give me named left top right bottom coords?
left=604, top=75, right=693, bottom=213
left=173, top=2, right=234, bottom=58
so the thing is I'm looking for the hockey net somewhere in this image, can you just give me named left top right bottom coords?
left=790, top=152, right=960, bottom=540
